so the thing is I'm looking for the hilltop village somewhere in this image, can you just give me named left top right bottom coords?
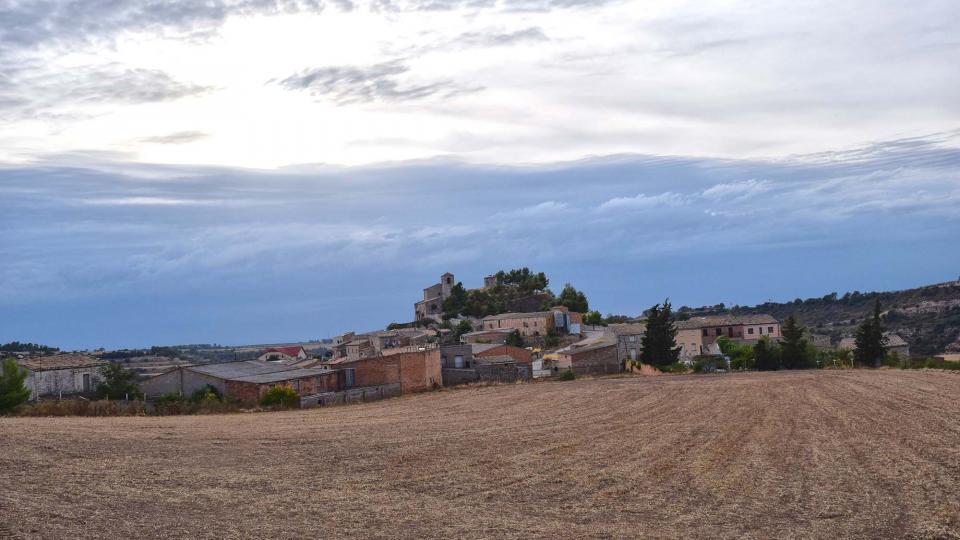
left=4, top=269, right=956, bottom=412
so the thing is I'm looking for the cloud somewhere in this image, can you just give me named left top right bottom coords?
left=597, top=191, right=685, bottom=211
left=276, top=60, right=481, bottom=104
left=0, top=63, right=211, bottom=120
left=140, top=131, right=210, bottom=144
left=453, top=27, right=549, bottom=47
left=701, top=179, right=771, bottom=199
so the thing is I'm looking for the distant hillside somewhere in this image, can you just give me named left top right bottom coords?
left=679, top=280, right=960, bottom=356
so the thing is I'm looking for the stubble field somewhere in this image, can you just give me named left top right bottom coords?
left=1, top=369, right=959, bottom=539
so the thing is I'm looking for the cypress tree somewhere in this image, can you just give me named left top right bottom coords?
left=640, top=299, right=681, bottom=367
left=780, top=315, right=810, bottom=369
left=0, top=358, right=31, bottom=414
left=854, top=300, right=886, bottom=367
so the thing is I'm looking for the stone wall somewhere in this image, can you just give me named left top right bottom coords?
left=300, top=383, right=402, bottom=407
left=25, top=367, right=104, bottom=400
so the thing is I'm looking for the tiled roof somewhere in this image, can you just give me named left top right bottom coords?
left=261, top=346, right=305, bottom=357
left=462, top=329, right=515, bottom=336
left=470, top=343, right=500, bottom=354
left=230, top=367, right=334, bottom=384
left=17, top=354, right=107, bottom=371
left=605, top=323, right=647, bottom=336
left=474, top=355, right=515, bottom=365
left=675, top=314, right=778, bottom=329
left=481, top=311, right=555, bottom=321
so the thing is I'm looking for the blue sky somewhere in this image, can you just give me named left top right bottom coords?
left=1, top=1, right=959, bottom=349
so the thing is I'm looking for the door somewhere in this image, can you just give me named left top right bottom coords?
left=82, top=373, right=91, bottom=393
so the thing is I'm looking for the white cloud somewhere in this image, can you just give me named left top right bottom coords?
left=597, top=191, right=684, bottom=211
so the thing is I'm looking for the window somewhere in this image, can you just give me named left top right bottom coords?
left=702, top=329, right=708, bottom=336
left=628, top=335, right=636, bottom=342
left=454, top=355, right=464, bottom=368
left=748, top=327, right=754, bottom=335
left=716, top=328, right=722, bottom=336
left=728, top=327, right=733, bottom=336
left=759, top=327, right=763, bottom=334
left=768, top=326, right=774, bottom=334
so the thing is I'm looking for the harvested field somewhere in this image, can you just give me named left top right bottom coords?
left=1, top=370, right=959, bottom=539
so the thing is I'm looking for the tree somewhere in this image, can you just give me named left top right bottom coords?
left=96, top=363, right=141, bottom=400
left=557, top=283, right=589, bottom=313
left=442, top=282, right=468, bottom=316
left=583, top=310, right=603, bottom=326
left=754, top=337, right=781, bottom=371
left=453, top=319, right=473, bottom=340
left=640, top=300, right=681, bottom=367
left=260, top=386, right=299, bottom=408
left=0, top=358, right=31, bottom=414
left=506, top=330, right=525, bottom=348
left=780, top=315, right=813, bottom=369
left=854, top=301, right=886, bottom=367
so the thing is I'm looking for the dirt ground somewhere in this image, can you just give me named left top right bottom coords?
left=1, top=370, right=959, bottom=539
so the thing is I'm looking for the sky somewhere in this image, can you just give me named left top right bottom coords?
left=1, top=0, right=959, bottom=350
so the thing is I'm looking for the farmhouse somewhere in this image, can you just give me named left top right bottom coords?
left=839, top=332, right=910, bottom=358
left=324, top=348, right=441, bottom=393
left=554, top=339, right=620, bottom=375
left=473, top=344, right=532, bottom=366
left=675, top=314, right=781, bottom=360
left=224, top=368, right=341, bottom=403
left=604, top=323, right=646, bottom=363
left=256, top=346, right=308, bottom=362
left=17, top=354, right=107, bottom=400
left=480, top=306, right=582, bottom=339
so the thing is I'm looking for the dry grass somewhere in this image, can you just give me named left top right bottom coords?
left=1, top=370, right=959, bottom=539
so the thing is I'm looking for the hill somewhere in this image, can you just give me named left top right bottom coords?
left=679, top=280, right=960, bottom=355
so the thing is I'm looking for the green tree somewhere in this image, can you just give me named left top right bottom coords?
left=453, top=319, right=474, bottom=340
left=557, top=283, right=589, bottom=313
left=854, top=301, right=885, bottom=368
left=780, top=315, right=813, bottom=369
left=583, top=310, right=603, bottom=326
left=640, top=300, right=681, bottom=367
left=0, top=358, right=31, bottom=414
left=442, top=282, right=468, bottom=316
left=506, top=330, right=525, bottom=348
left=96, top=363, right=142, bottom=400
left=754, top=336, right=781, bottom=371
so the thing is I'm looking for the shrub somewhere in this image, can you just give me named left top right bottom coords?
left=260, top=386, right=300, bottom=408
left=96, top=363, right=142, bottom=400
left=559, top=369, right=576, bottom=381
left=661, top=362, right=689, bottom=374
left=190, top=385, right=222, bottom=404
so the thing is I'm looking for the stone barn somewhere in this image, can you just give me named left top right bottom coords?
left=17, top=354, right=107, bottom=400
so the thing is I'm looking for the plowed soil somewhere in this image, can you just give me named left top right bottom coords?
left=1, top=370, right=958, bottom=539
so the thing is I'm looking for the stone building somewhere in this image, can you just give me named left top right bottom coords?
left=554, top=340, right=619, bottom=376
left=415, top=272, right=456, bottom=322
left=324, top=348, right=441, bottom=394
left=675, top=314, right=781, bottom=360
left=480, top=306, right=582, bottom=339
left=604, top=323, right=646, bottom=363
left=17, top=354, right=107, bottom=400
left=256, top=346, right=308, bottom=362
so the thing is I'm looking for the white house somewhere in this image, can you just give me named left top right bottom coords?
left=17, top=354, right=108, bottom=400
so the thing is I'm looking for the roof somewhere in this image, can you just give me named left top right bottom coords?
left=556, top=337, right=617, bottom=356
left=474, top=355, right=515, bottom=365
left=462, top=328, right=516, bottom=336
left=17, top=354, right=107, bottom=371
left=470, top=343, right=500, bottom=354
left=230, top=367, right=334, bottom=384
left=676, top=314, right=778, bottom=329
left=605, top=323, right=647, bottom=336
left=839, top=333, right=908, bottom=351
left=260, top=346, right=305, bottom=357
left=188, top=361, right=295, bottom=379
left=481, top=311, right=557, bottom=321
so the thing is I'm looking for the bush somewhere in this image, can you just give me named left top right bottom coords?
left=190, top=385, right=222, bottom=404
left=19, top=399, right=146, bottom=417
left=96, top=363, right=142, bottom=400
left=260, top=386, right=300, bottom=408
left=660, top=362, right=689, bottom=374
left=559, top=369, right=576, bottom=381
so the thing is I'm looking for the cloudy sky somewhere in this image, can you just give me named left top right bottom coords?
left=1, top=0, right=959, bottom=349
